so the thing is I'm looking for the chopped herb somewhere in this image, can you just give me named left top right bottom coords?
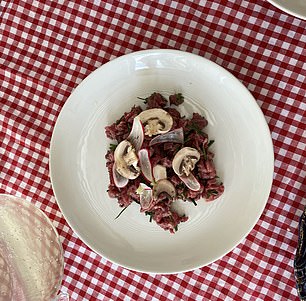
left=176, top=183, right=185, bottom=190
left=202, top=147, right=207, bottom=161
left=206, top=189, right=219, bottom=198
left=169, top=215, right=179, bottom=232
left=127, top=123, right=132, bottom=131
left=115, top=206, right=129, bottom=219
left=186, top=122, right=206, bottom=136
left=202, top=140, right=214, bottom=160
left=174, top=145, right=182, bottom=153
left=145, top=211, right=154, bottom=222
left=115, top=115, right=124, bottom=125
left=137, top=96, right=148, bottom=104
left=170, top=93, right=184, bottom=106
left=176, top=183, right=186, bottom=200
left=207, top=140, right=215, bottom=148
left=190, top=199, right=197, bottom=206
left=109, top=143, right=118, bottom=151
left=184, top=137, right=191, bottom=144
left=176, top=93, right=184, bottom=104
left=177, top=194, right=185, bottom=200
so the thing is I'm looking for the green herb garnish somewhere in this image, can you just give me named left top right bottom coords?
left=207, top=140, right=215, bottom=148
left=186, top=122, right=206, bottom=136
left=206, top=189, right=219, bottom=198
left=145, top=211, right=154, bottom=222
left=174, top=225, right=178, bottom=232
left=176, top=183, right=185, bottom=190
left=202, top=147, right=207, bottom=161
left=171, top=93, right=184, bottom=105
left=115, top=115, right=124, bottom=125
left=109, top=143, right=118, bottom=151
left=137, top=96, right=149, bottom=104
left=184, top=137, right=191, bottom=145
left=202, top=140, right=215, bottom=160
left=176, top=183, right=186, bottom=200
left=115, top=206, right=129, bottom=219
left=191, top=199, right=197, bottom=206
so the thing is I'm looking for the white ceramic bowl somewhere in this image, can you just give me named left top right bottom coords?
left=267, top=0, right=306, bottom=20
left=50, top=49, right=274, bottom=274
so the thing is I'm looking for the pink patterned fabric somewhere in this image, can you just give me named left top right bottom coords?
left=1, top=1, right=305, bottom=300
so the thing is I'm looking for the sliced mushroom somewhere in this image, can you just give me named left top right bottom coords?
left=172, top=147, right=200, bottom=177
left=153, top=164, right=167, bottom=182
left=180, top=174, right=201, bottom=191
left=112, top=163, right=129, bottom=188
left=137, top=109, right=173, bottom=137
left=153, top=179, right=176, bottom=199
left=114, top=140, right=140, bottom=179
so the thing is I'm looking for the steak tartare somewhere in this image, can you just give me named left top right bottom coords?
left=105, top=92, right=224, bottom=233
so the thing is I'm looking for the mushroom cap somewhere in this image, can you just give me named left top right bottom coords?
left=137, top=108, right=173, bottom=136
left=114, top=140, right=140, bottom=179
left=172, top=147, right=201, bottom=176
left=153, top=164, right=167, bottom=182
left=153, top=179, right=176, bottom=199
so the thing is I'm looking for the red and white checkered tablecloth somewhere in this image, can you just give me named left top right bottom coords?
left=1, top=0, right=305, bottom=300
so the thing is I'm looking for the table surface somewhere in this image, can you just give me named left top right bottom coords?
left=1, top=1, right=305, bottom=300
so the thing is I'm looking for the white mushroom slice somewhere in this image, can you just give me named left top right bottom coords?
left=153, top=165, right=167, bottom=182
left=179, top=174, right=201, bottom=191
left=127, top=116, right=144, bottom=151
left=172, top=147, right=200, bottom=177
left=112, top=163, right=129, bottom=188
left=137, top=109, right=173, bottom=137
left=114, top=140, right=140, bottom=179
left=153, top=179, right=176, bottom=199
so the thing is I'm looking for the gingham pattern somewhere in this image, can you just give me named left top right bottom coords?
left=0, top=0, right=305, bottom=300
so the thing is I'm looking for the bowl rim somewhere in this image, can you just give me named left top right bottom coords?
left=267, top=0, right=306, bottom=20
